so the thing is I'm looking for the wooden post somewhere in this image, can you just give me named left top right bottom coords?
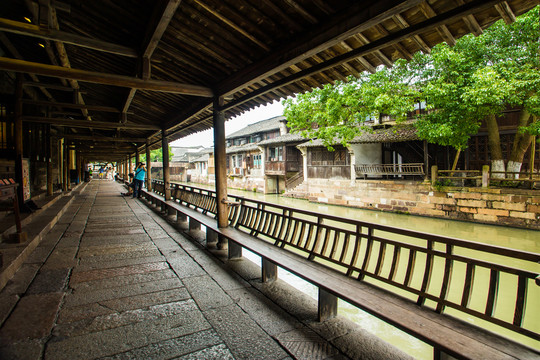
left=63, top=139, right=68, bottom=191
left=76, top=152, right=82, bottom=184
left=431, top=165, right=438, bottom=187
left=146, top=139, right=152, bottom=191
left=213, top=96, right=228, bottom=250
left=318, top=288, right=338, bottom=321
left=14, top=74, right=24, bottom=208
left=482, top=165, right=490, bottom=188
left=228, top=241, right=242, bottom=259
left=262, top=258, right=278, bottom=282
left=135, top=147, right=140, bottom=166
left=206, top=228, right=218, bottom=248
left=424, top=140, right=429, bottom=181
left=162, top=129, right=170, bottom=200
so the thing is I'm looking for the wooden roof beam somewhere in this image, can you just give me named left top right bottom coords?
left=23, top=116, right=161, bottom=130
left=419, top=2, right=456, bottom=46
left=455, top=0, right=483, bottom=36
left=61, top=134, right=146, bottom=142
left=392, top=14, right=432, bottom=53
left=495, top=1, right=516, bottom=24
left=22, top=99, right=122, bottom=113
left=0, top=32, right=49, bottom=100
left=191, top=0, right=270, bottom=51
left=22, top=80, right=84, bottom=92
left=0, top=17, right=138, bottom=57
left=0, top=57, right=214, bottom=97
left=216, top=0, right=424, bottom=96
left=374, top=24, right=413, bottom=60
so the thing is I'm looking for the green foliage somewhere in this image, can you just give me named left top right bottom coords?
left=283, top=6, right=540, bottom=150
left=139, top=145, right=174, bottom=162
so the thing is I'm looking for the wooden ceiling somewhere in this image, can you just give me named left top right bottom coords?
left=0, top=0, right=537, bottom=161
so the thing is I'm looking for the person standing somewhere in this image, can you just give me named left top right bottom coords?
left=133, top=162, right=146, bottom=198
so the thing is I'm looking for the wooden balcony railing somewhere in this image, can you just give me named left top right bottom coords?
left=355, top=163, right=424, bottom=179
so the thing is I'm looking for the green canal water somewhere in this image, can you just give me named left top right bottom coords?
left=175, top=182, right=540, bottom=359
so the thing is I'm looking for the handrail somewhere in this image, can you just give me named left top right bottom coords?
left=355, top=163, right=424, bottom=177
left=151, top=179, right=540, bottom=342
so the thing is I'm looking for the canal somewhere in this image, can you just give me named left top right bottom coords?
left=174, top=182, right=540, bottom=359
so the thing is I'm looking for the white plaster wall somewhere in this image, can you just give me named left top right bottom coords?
left=350, top=143, right=382, bottom=165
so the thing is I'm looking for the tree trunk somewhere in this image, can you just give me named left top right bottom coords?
left=486, top=113, right=505, bottom=178
left=507, top=110, right=534, bottom=178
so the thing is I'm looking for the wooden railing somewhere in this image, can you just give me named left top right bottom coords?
left=152, top=180, right=540, bottom=343
left=285, top=168, right=304, bottom=190
left=265, top=161, right=285, bottom=173
left=433, top=165, right=540, bottom=188
left=355, top=163, right=424, bottom=178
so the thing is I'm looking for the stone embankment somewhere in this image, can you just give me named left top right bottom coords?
left=295, top=179, right=540, bottom=229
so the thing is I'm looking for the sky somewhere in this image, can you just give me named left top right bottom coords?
left=170, top=100, right=285, bottom=148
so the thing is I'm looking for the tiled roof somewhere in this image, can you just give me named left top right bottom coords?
left=298, top=125, right=419, bottom=147
left=226, top=143, right=260, bottom=154
left=227, top=116, right=284, bottom=139
left=257, top=133, right=306, bottom=146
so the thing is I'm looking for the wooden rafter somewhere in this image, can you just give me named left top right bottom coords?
left=216, top=0, right=424, bottom=96
left=0, top=57, right=214, bottom=96
left=22, top=99, right=122, bottom=113
left=0, top=17, right=138, bottom=57
left=23, top=116, right=161, bottom=130
left=122, top=0, right=184, bottom=116
left=61, top=134, right=146, bottom=142
left=495, top=1, right=517, bottom=24
left=419, top=1, right=456, bottom=46
left=392, top=14, right=432, bottom=53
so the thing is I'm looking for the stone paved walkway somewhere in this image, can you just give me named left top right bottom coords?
left=0, top=180, right=412, bottom=360
left=0, top=181, right=348, bottom=360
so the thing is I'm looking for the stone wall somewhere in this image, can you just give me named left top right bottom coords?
left=300, top=179, right=540, bottom=229
left=227, top=175, right=265, bottom=193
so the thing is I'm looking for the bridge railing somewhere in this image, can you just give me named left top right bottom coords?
left=152, top=179, right=540, bottom=343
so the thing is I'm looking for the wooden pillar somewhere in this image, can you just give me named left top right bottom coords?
left=135, top=147, right=140, bottom=166
left=424, top=140, right=429, bottom=181
left=162, top=130, right=170, bottom=200
left=146, top=139, right=152, bottom=191
left=213, top=97, right=228, bottom=249
left=63, top=139, right=68, bottom=191
left=431, top=165, right=438, bottom=187
left=76, top=152, right=82, bottom=184
left=46, top=127, right=53, bottom=196
left=14, top=74, right=25, bottom=208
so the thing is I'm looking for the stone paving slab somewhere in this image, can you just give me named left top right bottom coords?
left=64, top=277, right=185, bottom=307
left=69, top=269, right=178, bottom=292
left=70, top=262, right=170, bottom=283
left=0, top=180, right=413, bottom=360
left=99, top=329, right=225, bottom=360
left=0, top=292, right=63, bottom=343
left=204, top=304, right=290, bottom=360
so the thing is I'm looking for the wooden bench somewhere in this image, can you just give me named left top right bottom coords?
left=141, top=183, right=539, bottom=360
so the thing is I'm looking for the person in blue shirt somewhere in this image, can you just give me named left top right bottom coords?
left=133, top=162, right=146, bottom=198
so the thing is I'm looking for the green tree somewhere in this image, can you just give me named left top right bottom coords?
left=140, top=145, right=173, bottom=163
left=284, top=6, right=540, bottom=174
